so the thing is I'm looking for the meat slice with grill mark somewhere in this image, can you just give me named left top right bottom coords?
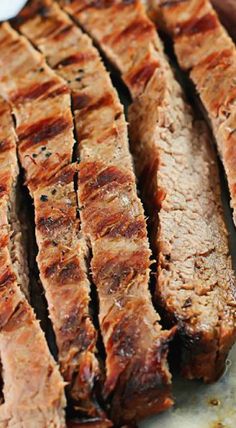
left=0, top=23, right=104, bottom=419
left=61, top=0, right=236, bottom=382
left=0, top=97, right=66, bottom=427
left=147, top=0, right=236, bottom=226
left=17, top=0, right=174, bottom=424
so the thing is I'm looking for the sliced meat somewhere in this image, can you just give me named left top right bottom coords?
left=148, top=0, right=236, bottom=226
left=0, top=97, right=65, bottom=427
left=64, top=0, right=236, bottom=382
left=0, top=23, right=103, bottom=418
left=17, top=0, right=174, bottom=424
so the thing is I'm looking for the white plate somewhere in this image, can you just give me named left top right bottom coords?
left=0, top=0, right=27, bottom=21
left=141, top=344, right=236, bottom=428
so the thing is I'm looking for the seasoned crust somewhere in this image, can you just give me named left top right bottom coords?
left=17, top=0, right=174, bottom=423
left=0, top=23, right=102, bottom=417
left=0, top=97, right=66, bottom=427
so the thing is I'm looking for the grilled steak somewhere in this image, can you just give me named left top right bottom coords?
left=65, top=0, right=236, bottom=382
left=0, top=97, right=65, bottom=427
left=0, top=23, right=103, bottom=418
left=148, top=0, right=236, bottom=226
left=17, top=0, right=174, bottom=423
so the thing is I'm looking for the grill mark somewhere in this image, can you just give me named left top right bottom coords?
left=80, top=165, right=133, bottom=203
left=18, top=116, right=71, bottom=147
left=0, top=35, right=10, bottom=47
left=161, top=0, right=189, bottom=7
left=94, top=250, right=148, bottom=294
left=109, top=218, right=145, bottom=239
left=37, top=215, right=72, bottom=235
left=44, top=259, right=83, bottom=283
left=0, top=270, right=16, bottom=287
left=4, top=302, right=30, bottom=332
left=0, top=139, right=14, bottom=154
left=11, top=80, right=58, bottom=103
left=55, top=52, right=96, bottom=68
left=107, top=313, right=136, bottom=359
left=76, top=93, right=114, bottom=116
left=175, top=13, right=218, bottom=37
left=197, top=49, right=233, bottom=71
left=59, top=261, right=83, bottom=283
left=43, top=84, right=69, bottom=99
left=0, top=182, right=7, bottom=196
left=37, top=22, right=67, bottom=40
left=52, top=24, right=74, bottom=41
left=127, top=61, right=158, bottom=93
left=80, top=165, right=131, bottom=188
left=27, top=154, right=71, bottom=190
left=0, top=234, right=9, bottom=248
left=47, top=164, right=77, bottom=186
left=110, top=19, right=154, bottom=45
left=94, top=214, right=145, bottom=239
left=76, top=0, right=115, bottom=13
left=73, top=93, right=91, bottom=110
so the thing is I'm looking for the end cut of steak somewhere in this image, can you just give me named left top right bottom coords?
left=0, top=97, right=66, bottom=427
left=0, top=23, right=104, bottom=419
left=149, top=0, right=236, bottom=226
left=17, top=0, right=174, bottom=424
left=67, top=0, right=236, bottom=382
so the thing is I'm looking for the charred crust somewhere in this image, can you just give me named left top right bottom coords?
left=80, top=164, right=132, bottom=201
left=0, top=270, right=16, bottom=287
left=175, top=13, right=218, bottom=37
left=37, top=215, right=72, bottom=235
left=93, top=250, right=149, bottom=294
left=109, top=18, right=154, bottom=45
left=11, top=80, right=58, bottom=103
left=55, top=52, right=96, bottom=69
left=75, top=93, right=114, bottom=115
left=18, top=116, right=71, bottom=147
left=126, top=61, right=159, bottom=95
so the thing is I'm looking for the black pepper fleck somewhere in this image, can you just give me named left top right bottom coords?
left=40, top=195, right=48, bottom=202
left=32, top=153, right=37, bottom=158
left=45, top=152, right=52, bottom=158
left=51, top=189, right=57, bottom=195
left=41, top=146, right=46, bottom=151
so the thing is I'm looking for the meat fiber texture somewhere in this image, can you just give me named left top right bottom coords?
left=149, top=0, right=236, bottom=226
left=17, top=0, right=174, bottom=424
left=65, top=0, right=236, bottom=383
left=0, top=22, right=103, bottom=419
left=0, top=98, right=66, bottom=427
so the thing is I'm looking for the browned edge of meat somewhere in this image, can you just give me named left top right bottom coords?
left=0, top=97, right=66, bottom=427
left=65, top=0, right=236, bottom=383
left=148, top=0, right=236, bottom=226
left=17, top=0, right=175, bottom=424
left=0, top=22, right=105, bottom=420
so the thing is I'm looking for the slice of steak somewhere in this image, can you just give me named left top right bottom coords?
left=0, top=23, right=104, bottom=419
left=148, top=0, right=236, bottom=226
left=62, top=0, right=236, bottom=382
left=17, top=0, right=174, bottom=424
left=0, top=97, right=66, bottom=427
